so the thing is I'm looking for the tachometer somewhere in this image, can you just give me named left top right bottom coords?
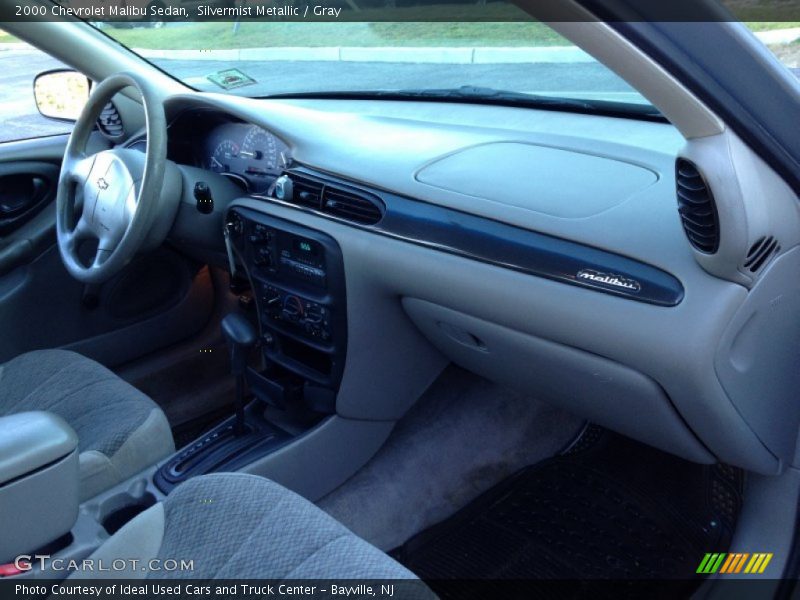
left=241, top=126, right=278, bottom=171
left=209, top=140, right=239, bottom=173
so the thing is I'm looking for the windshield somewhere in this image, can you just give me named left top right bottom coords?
left=91, top=4, right=799, bottom=112
left=94, top=16, right=654, bottom=109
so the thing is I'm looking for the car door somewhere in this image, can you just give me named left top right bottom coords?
left=0, top=32, right=214, bottom=367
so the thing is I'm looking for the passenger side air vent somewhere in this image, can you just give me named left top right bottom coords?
left=676, top=158, right=719, bottom=254
left=97, top=101, right=124, bottom=139
left=321, top=187, right=384, bottom=225
left=743, top=236, right=780, bottom=273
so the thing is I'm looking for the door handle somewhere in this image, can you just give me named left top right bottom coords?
left=0, top=163, right=59, bottom=234
left=0, top=175, right=49, bottom=218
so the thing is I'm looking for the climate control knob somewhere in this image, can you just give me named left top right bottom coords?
left=253, top=247, right=272, bottom=267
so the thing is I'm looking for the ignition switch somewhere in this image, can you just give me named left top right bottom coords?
left=194, top=181, right=214, bottom=214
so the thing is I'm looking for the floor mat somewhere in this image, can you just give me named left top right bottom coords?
left=318, top=366, right=585, bottom=550
left=394, top=427, right=742, bottom=598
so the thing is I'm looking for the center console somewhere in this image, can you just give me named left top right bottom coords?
left=0, top=412, right=79, bottom=564
left=227, top=207, right=348, bottom=410
left=153, top=208, right=347, bottom=493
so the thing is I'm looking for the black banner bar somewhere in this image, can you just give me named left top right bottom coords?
left=1, top=0, right=800, bottom=23
left=0, top=578, right=794, bottom=600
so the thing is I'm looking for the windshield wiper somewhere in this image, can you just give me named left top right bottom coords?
left=263, top=85, right=665, bottom=121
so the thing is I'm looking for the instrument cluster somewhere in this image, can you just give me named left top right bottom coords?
left=203, top=123, right=291, bottom=194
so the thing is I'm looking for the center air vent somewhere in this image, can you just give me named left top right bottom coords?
left=321, top=187, right=383, bottom=224
left=97, top=101, right=124, bottom=139
left=676, top=158, right=719, bottom=254
left=277, top=173, right=385, bottom=225
left=291, top=177, right=324, bottom=209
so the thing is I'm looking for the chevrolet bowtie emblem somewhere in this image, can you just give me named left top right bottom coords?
left=97, top=177, right=109, bottom=190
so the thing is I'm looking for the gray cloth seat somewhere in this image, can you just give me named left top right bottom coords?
left=0, top=349, right=174, bottom=500
left=79, top=473, right=425, bottom=583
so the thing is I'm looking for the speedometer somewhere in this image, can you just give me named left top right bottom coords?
left=241, top=127, right=278, bottom=171
left=209, top=140, right=239, bottom=173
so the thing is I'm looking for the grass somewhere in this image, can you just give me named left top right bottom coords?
left=745, top=21, right=800, bottom=31
left=4, top=11, right=799, bottom=51
left=95, top=3, right=566, bottom=49
left=104, top=21, right=568, bottom=49
left=0, top=29, right=18, bottom=43
left=90, top=2, right=800, bottom=52
left=726, top=0, right=800, bottom=23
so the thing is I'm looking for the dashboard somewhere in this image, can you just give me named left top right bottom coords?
left=152, top=94, right=798, bottom=478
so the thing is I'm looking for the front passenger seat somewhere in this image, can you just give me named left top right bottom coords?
left=0, top=349, right=174, bottom=500
left=76, top=473, right=426, bottom=585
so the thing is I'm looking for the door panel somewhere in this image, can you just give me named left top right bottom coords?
left=0, top=133, right=215, bottom=366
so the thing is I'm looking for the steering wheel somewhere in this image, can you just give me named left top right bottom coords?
left=56, top=72, right=168, bottom=284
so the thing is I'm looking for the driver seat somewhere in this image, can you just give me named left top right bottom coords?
left=0, top=349, right=174, bottom=501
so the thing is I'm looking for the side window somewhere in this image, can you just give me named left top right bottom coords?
left=746, top=24, right=799, bottom=78
left=0, top=28, right=78, bottom=143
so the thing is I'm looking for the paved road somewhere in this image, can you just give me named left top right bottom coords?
left=0, top=47, right=797, bottom=144
left=0, top=49, right=73, bottom=142
left=159, top=58, right=800, bottom=98
left=160, top=57, right=642, bottom=99
left=0, top=48, right=643, bottom=143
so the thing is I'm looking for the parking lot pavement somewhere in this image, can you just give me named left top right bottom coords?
left=0, top=51, right=644, bottom=143
left=158, top=57, right=640, bottom=97
left=1, top=48, right=797, bottom=145
left=0, top=49, right=74, bottom=142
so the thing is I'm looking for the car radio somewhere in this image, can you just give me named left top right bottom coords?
left=242, top=221, right=327, bottom=286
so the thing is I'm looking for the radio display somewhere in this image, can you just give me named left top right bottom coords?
left=293, top=237, right=318, bottom=256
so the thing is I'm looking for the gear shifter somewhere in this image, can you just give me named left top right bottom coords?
left=221, top=313, right=257, bottom=435
left=154, top=312, right=291, bottom=492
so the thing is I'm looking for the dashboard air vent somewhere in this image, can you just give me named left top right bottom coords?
left=676, top=158, right=719, bottom=254
left=97, top=101, right=124, bottom=138
left=744, top=236, right=779, bottom=273
left=291, top=176, right=324, bottom=209
left=321, top=187, right=384, bottom=225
